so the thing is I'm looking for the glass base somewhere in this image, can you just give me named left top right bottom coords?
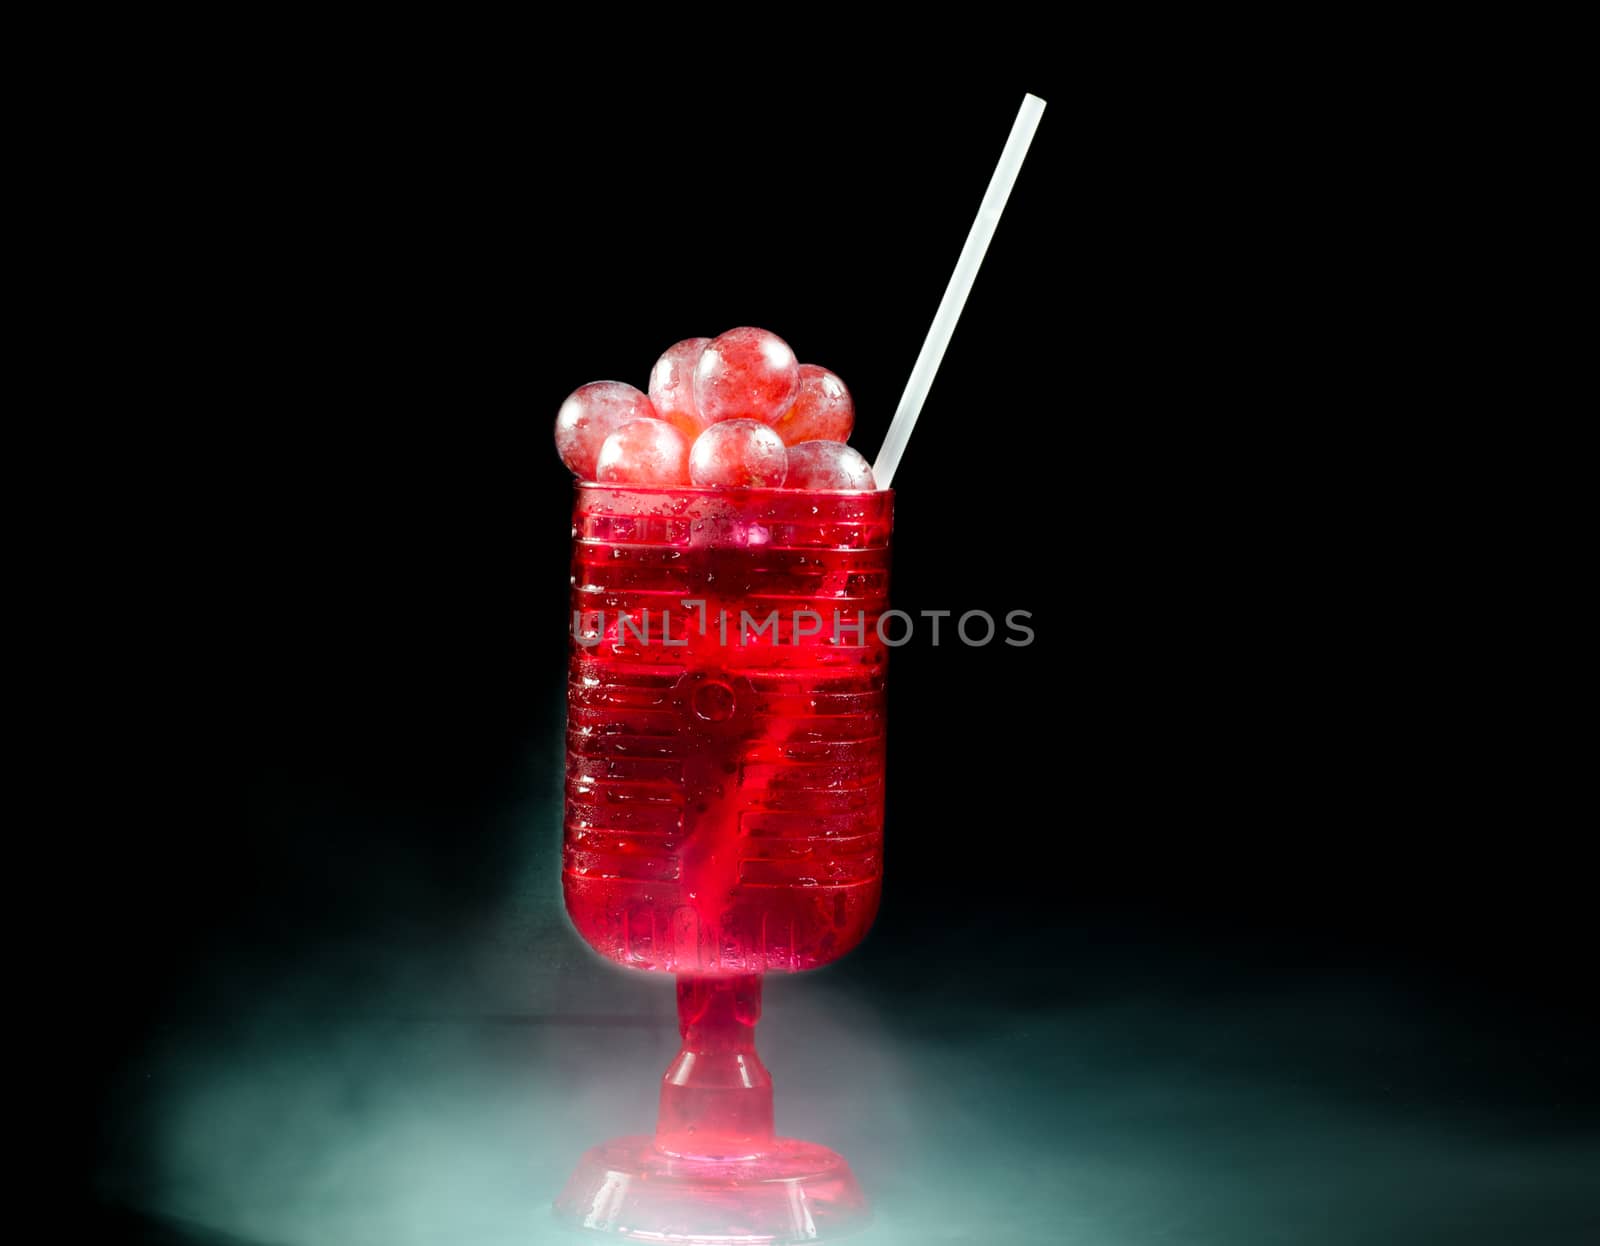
left=554, top=1135, right=869, bottom=1243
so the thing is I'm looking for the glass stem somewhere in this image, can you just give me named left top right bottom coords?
left=655, top=974, right=774, bottom=1159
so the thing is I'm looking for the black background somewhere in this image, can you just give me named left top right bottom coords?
left=73, top=52, right=1593, bottom=1240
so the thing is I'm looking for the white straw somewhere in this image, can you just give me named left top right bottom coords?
left=872, top=93, right=1047, bottom=489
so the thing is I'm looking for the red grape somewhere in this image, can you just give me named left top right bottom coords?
left=772, top=364, right=854, bottom=445
left=688, top=419, right=787, bottom=488
left=555, top=381, right=657, bottom=479
left=783, top=440, right=876, bottom=490
left=596, top=418, right=692, bottom=486
left=693, top=327, right=801, bottom=425
left=647, top=337, right=710, bottom=442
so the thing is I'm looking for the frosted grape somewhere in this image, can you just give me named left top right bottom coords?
left=783, top=440, right=876, bottom=490
left=693, top=327, right=801, bottom=425
left=647, top=337, right=710, bottom=442
left=688, top=419, right=788, bottom=488
left=772, top=364, right=854, bottom=446
left=595, top=418, right=692, bottom=486
left=555, top=381, right=657, bottom=479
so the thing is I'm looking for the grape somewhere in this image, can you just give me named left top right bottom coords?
left=555, top=381, right=657, bottom=479
left=772, top=364, right=854, bottom=445
left=783, top=440, right=876, bottom=490
left=595, top=418, right=692, bottom=486
left=647, top=337, right=710, bottom=442
left=693, top=327, right=800, bottom=425
left=688, top=419, right=787, bottom=488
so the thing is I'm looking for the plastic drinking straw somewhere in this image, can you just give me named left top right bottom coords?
left=872, top=93, right=1047, bottom=489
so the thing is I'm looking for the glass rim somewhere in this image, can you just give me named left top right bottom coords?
left=573, top=480, right=893, bottom=501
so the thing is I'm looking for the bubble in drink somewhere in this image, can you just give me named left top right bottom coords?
left=783, top=440, right=875, bottom=490
left=647, top=337, right=711, bottom=442
left=772, top=364, right=854, bottom=446
left=688, top=418, right=788, bottom=488
left=693, top=327, right=801, bottom=425
left=555, top=381, right=658, bottom=479
left=596, top=418, right=692, bottom=486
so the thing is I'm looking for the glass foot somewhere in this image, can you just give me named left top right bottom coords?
left=554, top=1135, right=869, bottom=1243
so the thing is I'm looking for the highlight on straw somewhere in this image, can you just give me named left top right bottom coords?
left=873, top=93, right=1047, bottom=490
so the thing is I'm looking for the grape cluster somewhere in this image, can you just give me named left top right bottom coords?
left=554, top=327, right=874, bottom=490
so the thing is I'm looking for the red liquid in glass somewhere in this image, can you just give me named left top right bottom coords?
left=556, top=483, right=891, bottom=1239
left=563, top=483, right=893, bottom=978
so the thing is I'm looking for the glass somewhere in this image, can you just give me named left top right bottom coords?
left=554, top=482, right=893, bottom=1242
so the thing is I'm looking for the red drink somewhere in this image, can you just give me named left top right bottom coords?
left=563, top=482, right=893, bottom=977
left=556, top=482, right=892, bottom=1241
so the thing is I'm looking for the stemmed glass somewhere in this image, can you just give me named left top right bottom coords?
left=554, top=481, right=893, bottom=1243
